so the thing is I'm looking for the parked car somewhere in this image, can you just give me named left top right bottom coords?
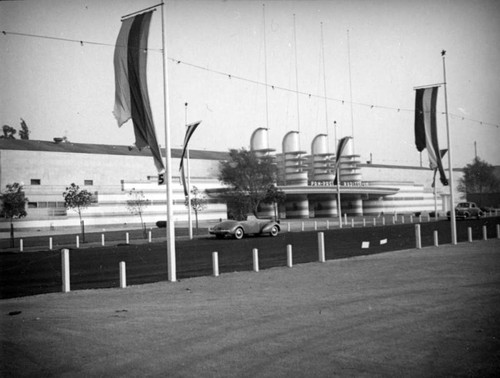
left=447, top=202, right=484, bottom=220
left=209, top=215, right=280, bottom=239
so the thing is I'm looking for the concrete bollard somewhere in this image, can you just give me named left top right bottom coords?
left=497, top=224, right=500, bottom=239
left=363, top=218, right=366, bottom=227
left=212, top=252, right=219, bottom=277
left=126, top=232, right=129, bottom=244
left=318, top=232, right=325, bottom=263
left=287, top=222, right=291, bottom=232
left=253, top=248, right=259, bottom=272
left=101, top=234, right=105, bottom=246
left=344, top=213, right=347, bottom=225
left=76, top=235, right=80, bottom=248
left=287, top=244, right=293, bottom=267
left=415, top=224, right=422, bottom=249
left=373, top=218, right=376, bottom=227
left=468, top=227, right=473, bottom=243
left=20, top=239, right=23, bottom=252
left=49, top=237, right=53, bottom=250
left=434, top=230, right=439, bottom=247
left=61, top=249, right=70, bottom=293
left=483, top=226, right=488, bottom=241
left=301, top=222, right=304, bottom=232
left=410, top=215, right=414, bottom=223
left=419, top=215, right=422, bottom=223
left=314, top=221, right=317, bottom=230
left=382, top=217, right=386, bottom=226
left=148, top=230, right=152, bottom=243
left=351, top=219, right=354, bottom=228
left=326, top=220, right=329, bottom=230
left=119, top=261, right=126, bottom=288
left=401, top=215, right=405, bottom=224
left=392, top=216, right=396, bottom=225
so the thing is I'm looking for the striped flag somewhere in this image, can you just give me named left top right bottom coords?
left=414, top=86, right=448, bottom=185
left=179, top=121, right=201, bottom=196
left=333, top=136, right=351, bottom=185
left=113, top=11, right=164, bottom=172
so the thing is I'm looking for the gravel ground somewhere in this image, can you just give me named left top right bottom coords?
left=1, top=239, right=500, bottom=377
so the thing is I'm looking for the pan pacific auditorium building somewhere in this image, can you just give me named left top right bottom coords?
left=0, top=128, right=462, bottom=230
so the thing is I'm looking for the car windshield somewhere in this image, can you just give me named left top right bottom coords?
left=458, top=203, right=469, bottom=208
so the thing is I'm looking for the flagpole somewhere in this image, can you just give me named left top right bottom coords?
left=442, top=50, right=457, bottom=245
left=185, top=102, right=193, bottom=239
left=161, top=1, right=177, bottom=281
left=336, top=162, right=342, bottom=228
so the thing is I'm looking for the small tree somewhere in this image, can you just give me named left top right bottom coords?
left=19, top=118, right=30, bottom=140
left=0, top=183, right=28, bottom=247
left=218, top=148, right=284, bottom=219
left=184, top=186, right=207, bottom=233
left=63, top=183, right=93, bottom=242
left=458, top=157, right=500, bottom=205
left=126, top=188, right=150, bottom=238
left=1, top=125, right=17, bottom=139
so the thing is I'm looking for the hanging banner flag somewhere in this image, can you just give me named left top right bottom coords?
left=179, top=121, right=201, bottom=195
left=414, top=86, right=448, bottom=185
left=333, top=136, right=351, bottom=185
left=113, top=11, right=165, bottom=173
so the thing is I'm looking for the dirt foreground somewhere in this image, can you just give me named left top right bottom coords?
left=1, top=240, right=500, bottom=377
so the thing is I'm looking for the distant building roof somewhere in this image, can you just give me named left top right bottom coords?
left=0, top=139, right=229, bottom=161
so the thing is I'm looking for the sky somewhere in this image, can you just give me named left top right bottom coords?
left=1, top=0, right=499, bottom=169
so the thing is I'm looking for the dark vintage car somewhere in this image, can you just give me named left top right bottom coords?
left=447, top=202, right=484, bottom=220
left=209, top=215, right=280, bottom=239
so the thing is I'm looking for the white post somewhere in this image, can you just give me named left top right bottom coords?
left=301, top=222, right=304, bottom=232
left=401, top=215, right=405, bottom=224
left=49, top=237, right=53, bottom=250
left=344, top=213, right=347, bottom=225
left=326, top=220, right=329, bottom=230
left=410, top=215, right=414, bottom=223
left=468, top=227, right=473, bottom=242
left=497, top=224, right=500, bottom=239
left=148, top=230, right=152, bottom=243
left=253, top=248, right=259, bottom=272
left=415, top=224, right=422, bottom=249
left=101, top=234, right=105, bottom=246
left=363, top=218, right=366, bottom=227
left=287, top=222, right=291, bottom=232
left=61, top=249, right=70, bottom=293
left=76, top=235, right=79, bottom=249
left=314, top=221, right=317, bottom=230
left=19, top=239, right=23, bottom=252
left=434, top=230, right=439, bottom=247
left=483, top=226, right=488, bottom=241
left=351, top=218, right=354, bottom=228
left=161, top=0, right=177, bottom=282
left=119, top=261, right=126, bottom=288
left=318, top=232, right=325, bottom=263
left=392, top=216, right=396, bottom=225
left=382, top=217, right=386, bottom=226
left=126, top=232, right=129, bottom=244
left=373, top=218, right=376, bottom=227
left=419, top=215, right=422, bottom=223
left=287, top=244, right=293, bottom=267
left=212, top=252, right=219, bottom=277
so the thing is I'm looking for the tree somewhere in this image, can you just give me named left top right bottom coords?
left=218, top=148, right=284, bottom=219
left=0, top=183, right=28, bottom=248
left=1, top=125, right=17, bottom=139
left=184, top=186, right=207, bottom=233
left=19, top=118, right=30, bottom=140
left=63, top=183, right=93, bottom=242
left=457, top=157, right=500, bottom=196
left=126, top=188, right=150, bottom=238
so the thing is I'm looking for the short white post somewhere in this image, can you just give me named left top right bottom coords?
left=382, top=217, right=386, bottom=226
left=363, top=218, right=366, bottom=227
left=434, top=230, right=439, bottom=247
left=392, top=216, right=396, bottom=225
left=301, top=222, right=304, bottom=232
left=419, top=215, right=422, bottom=223
left=427, top=214, right=431, bottom=222
left=119, top=261, right=126, bottom=288
left=253, top=248, right=259, bottom=272
left=20, top=239, right=24, bottom=252
left=148, top=230, right=152, bottom=243
left=126, top=232, right=129, bottom=244
left=49, top=237, right=53, bottom=250
left=318, top=232, right=325, bottom=263
left=483, top=226, right=488, bottom=241
left=415, top=224, right=422, bottom=249
left=344, top=213, right=347, bottom=225
left=76, top=235, right=80, bottom=248
left=287, top=222, right=291, bottom=232
left=212, top=252, right=219, bottom=277
left=326, top=220, right=329, bottom=230
left=373, top=218, right=376, bottom=227
left=410, top=215, right=414, bottom=223
left=287, top=244, right=293, bottom=267
left=468, top=227, right=473, bottom=242
left=497, top=224, right=500, bottom=239
left=401, top=215, right=405, bottom=224
left=101, top=234, right=105, bottom=246
left=61, top=248, right=70, bottom=293
left=314, top=221, right=317, bottom=230
left=351, top=219, right=354, bottom=228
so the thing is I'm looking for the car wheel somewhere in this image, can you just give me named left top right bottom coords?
left=477, top=211, right=484, bottom=219
left=234, top=227, right=244, bottom=240
left=464, top=212, right=470, bottom=219
left=270, top=226, right=279, bottom=237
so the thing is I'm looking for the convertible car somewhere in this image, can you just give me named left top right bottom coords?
left=209, top=215, right=280, bottom=239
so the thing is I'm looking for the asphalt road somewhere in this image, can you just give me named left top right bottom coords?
left=1, top=217, right=499, bottom=299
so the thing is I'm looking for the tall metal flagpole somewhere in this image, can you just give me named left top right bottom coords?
left=185, top=102, right=193, bottom=239
left=442, top=50, right=457, bottom=245
left=347, top=29, right=355, bottom=154
left=161, top=1, right=177, bottom=281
